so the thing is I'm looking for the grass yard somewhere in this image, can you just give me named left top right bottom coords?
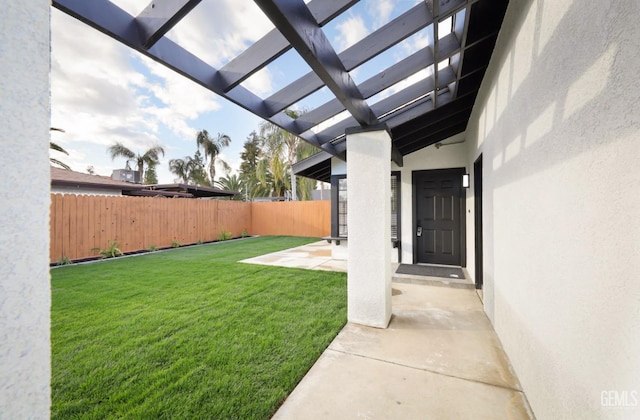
left=51, top=236, right=347, bottom=419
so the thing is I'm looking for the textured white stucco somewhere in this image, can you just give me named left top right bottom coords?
left=331, top=157, right=399, bottom=263
left=346, top=130, right=392, bottom=328
left=0, top=2, right=52, bottom=417
left=464, top=0, right=640, bottom=418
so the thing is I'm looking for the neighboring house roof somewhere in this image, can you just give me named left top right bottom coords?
left=51, top=167, right=142, bottom=192
left=138, top=184, right=238, bottom=198
left=51, top=168, right=238, bottom=198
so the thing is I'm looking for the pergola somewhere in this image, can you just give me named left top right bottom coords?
left=52, top=0, right=510, bottom=328
left=53, top=0, right=508, bottom=182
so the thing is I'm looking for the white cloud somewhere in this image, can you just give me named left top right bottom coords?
left=50, top=6, right=231, bottom=180
left=334, top=15, right=369, bottom=52
left=51, top=10, right=160, bottom=149
left=136, top=56, right=221, bottom=139
left=163, top=0, right=274, bottom=68
left=367, top=0, right=395, bottom=29
left=241, top=66, right=274, bottom=97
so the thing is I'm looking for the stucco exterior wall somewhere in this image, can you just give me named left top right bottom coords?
left=0, top=2, right=52, bottom=418
left=465, top=0, right=640, bottom=418
left=331, top=156, right=399, bottom=263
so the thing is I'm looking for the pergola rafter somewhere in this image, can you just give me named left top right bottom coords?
left=255, top=0, right=378, bottom=128
left=51, top=0, right=510, bottom=171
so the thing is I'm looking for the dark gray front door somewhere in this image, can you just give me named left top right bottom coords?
left=414, top=169, right=464, bottom=265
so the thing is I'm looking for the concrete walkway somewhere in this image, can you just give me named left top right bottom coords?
left=241, top=242, right=533, bottom=419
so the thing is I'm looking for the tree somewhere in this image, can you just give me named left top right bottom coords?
left=239, top=132, right=270, bottom=199
left=50, top=141, right=71, bottom=170
left=295, top=140, right=319, bottom=201
left=196, top=130, right=231, bottom=182
left=107, top=142, right=165, bottom=183
left=188, top=150, right=210, bottom=186
left=144, top=162, right=158, bottom=184
left=215, top=174, right=244, bottom=200
left=168, top=151, right=209, bottom=186
left=50, top=127, right=71, bottom=170
left=256, top=140, right=288, bottom=197
left=257, top=109, right=319, bottom=199
left=239, top=132, right=261, bottom=180
left=168, top=157, right=190, bottom=183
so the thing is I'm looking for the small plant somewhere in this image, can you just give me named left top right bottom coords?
left=148, top=244, right=158, bottom=252
left=171, top=237, right=182, bottom=248
left=217, top=229, right=232, bottom=241
left=91, top=240, right=122, bottom=259
left=57, top=255, right=72, bottom=266
left=196, top=239, right=203, bottom=245
left=241, top=229, right=249, bottom=238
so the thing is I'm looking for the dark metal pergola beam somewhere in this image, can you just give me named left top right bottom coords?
left=136, top=0, right=202, bottom=49
left=304, top=65, right=457, bottom=145
left=395, top=111, right=472, bottom=151
left=295, top=31, right=462, bottom=133
left=255, top=0, right=377, bottom=127
left=264, top=1, right=437, bottom=116
left=218, top=0, right=359, bottom=93
left=391, top=92, right=477, bottom=140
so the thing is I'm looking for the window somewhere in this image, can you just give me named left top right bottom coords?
left=391, top=173, right=398, bottom=241
left=331, top=172, right=401, bottom=240
left=338, top=177, right=348, bottom=237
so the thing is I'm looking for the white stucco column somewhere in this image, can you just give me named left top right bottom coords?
left=0, top=2, right=51, bottom=417
left=346, top=126, right=392, bottom=328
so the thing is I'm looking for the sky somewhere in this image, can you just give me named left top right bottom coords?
left=50, top=0, right=430, bottom=184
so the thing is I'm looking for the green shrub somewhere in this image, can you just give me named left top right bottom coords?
left=57, top=255, right=72, bottom=266
left=91, top=240, right=122, bottom=259
left=217, top=229, right=232, bottom=241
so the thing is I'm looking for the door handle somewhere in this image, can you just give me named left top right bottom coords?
left=417, top=226, right=422, bottom=237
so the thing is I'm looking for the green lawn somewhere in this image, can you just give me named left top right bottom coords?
left=51, top=236, right=347, bottom=419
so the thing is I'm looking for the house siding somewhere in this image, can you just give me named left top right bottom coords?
left=51, top=185, right=124, bottom=196
left=464, top=0, right=640, bottom=418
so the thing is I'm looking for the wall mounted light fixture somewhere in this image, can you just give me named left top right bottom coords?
left=462, top=173, right=470, bottom=188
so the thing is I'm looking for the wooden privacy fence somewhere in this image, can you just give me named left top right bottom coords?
left=50, top=194, right=330, bottom=263
left=251, top=201, right=331, bottom=237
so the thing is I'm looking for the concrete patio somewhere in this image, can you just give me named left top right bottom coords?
left=241, top=242, right=534, bottom=419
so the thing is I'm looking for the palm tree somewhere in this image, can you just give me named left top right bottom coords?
left=168, top=151, right=210, bottom=186
left=296, top=140, right=319, bottom=200
left=215, top=174, right=244, bottom=200
left=50, top=141, right=71, bottom=170
left=258, top=109, right=319, bottom=199
left=107, top=142, right=165, bottom=183
left=50, top=127, right=71, bottom=170
left=239, top=132, right=267, bottom=200
left=196, top=130, right=231, bottom=182
left=168, top=157, right=191, bottom=183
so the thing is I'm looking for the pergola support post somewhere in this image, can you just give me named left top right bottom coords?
left=346, top=126, right=392, bottom=328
